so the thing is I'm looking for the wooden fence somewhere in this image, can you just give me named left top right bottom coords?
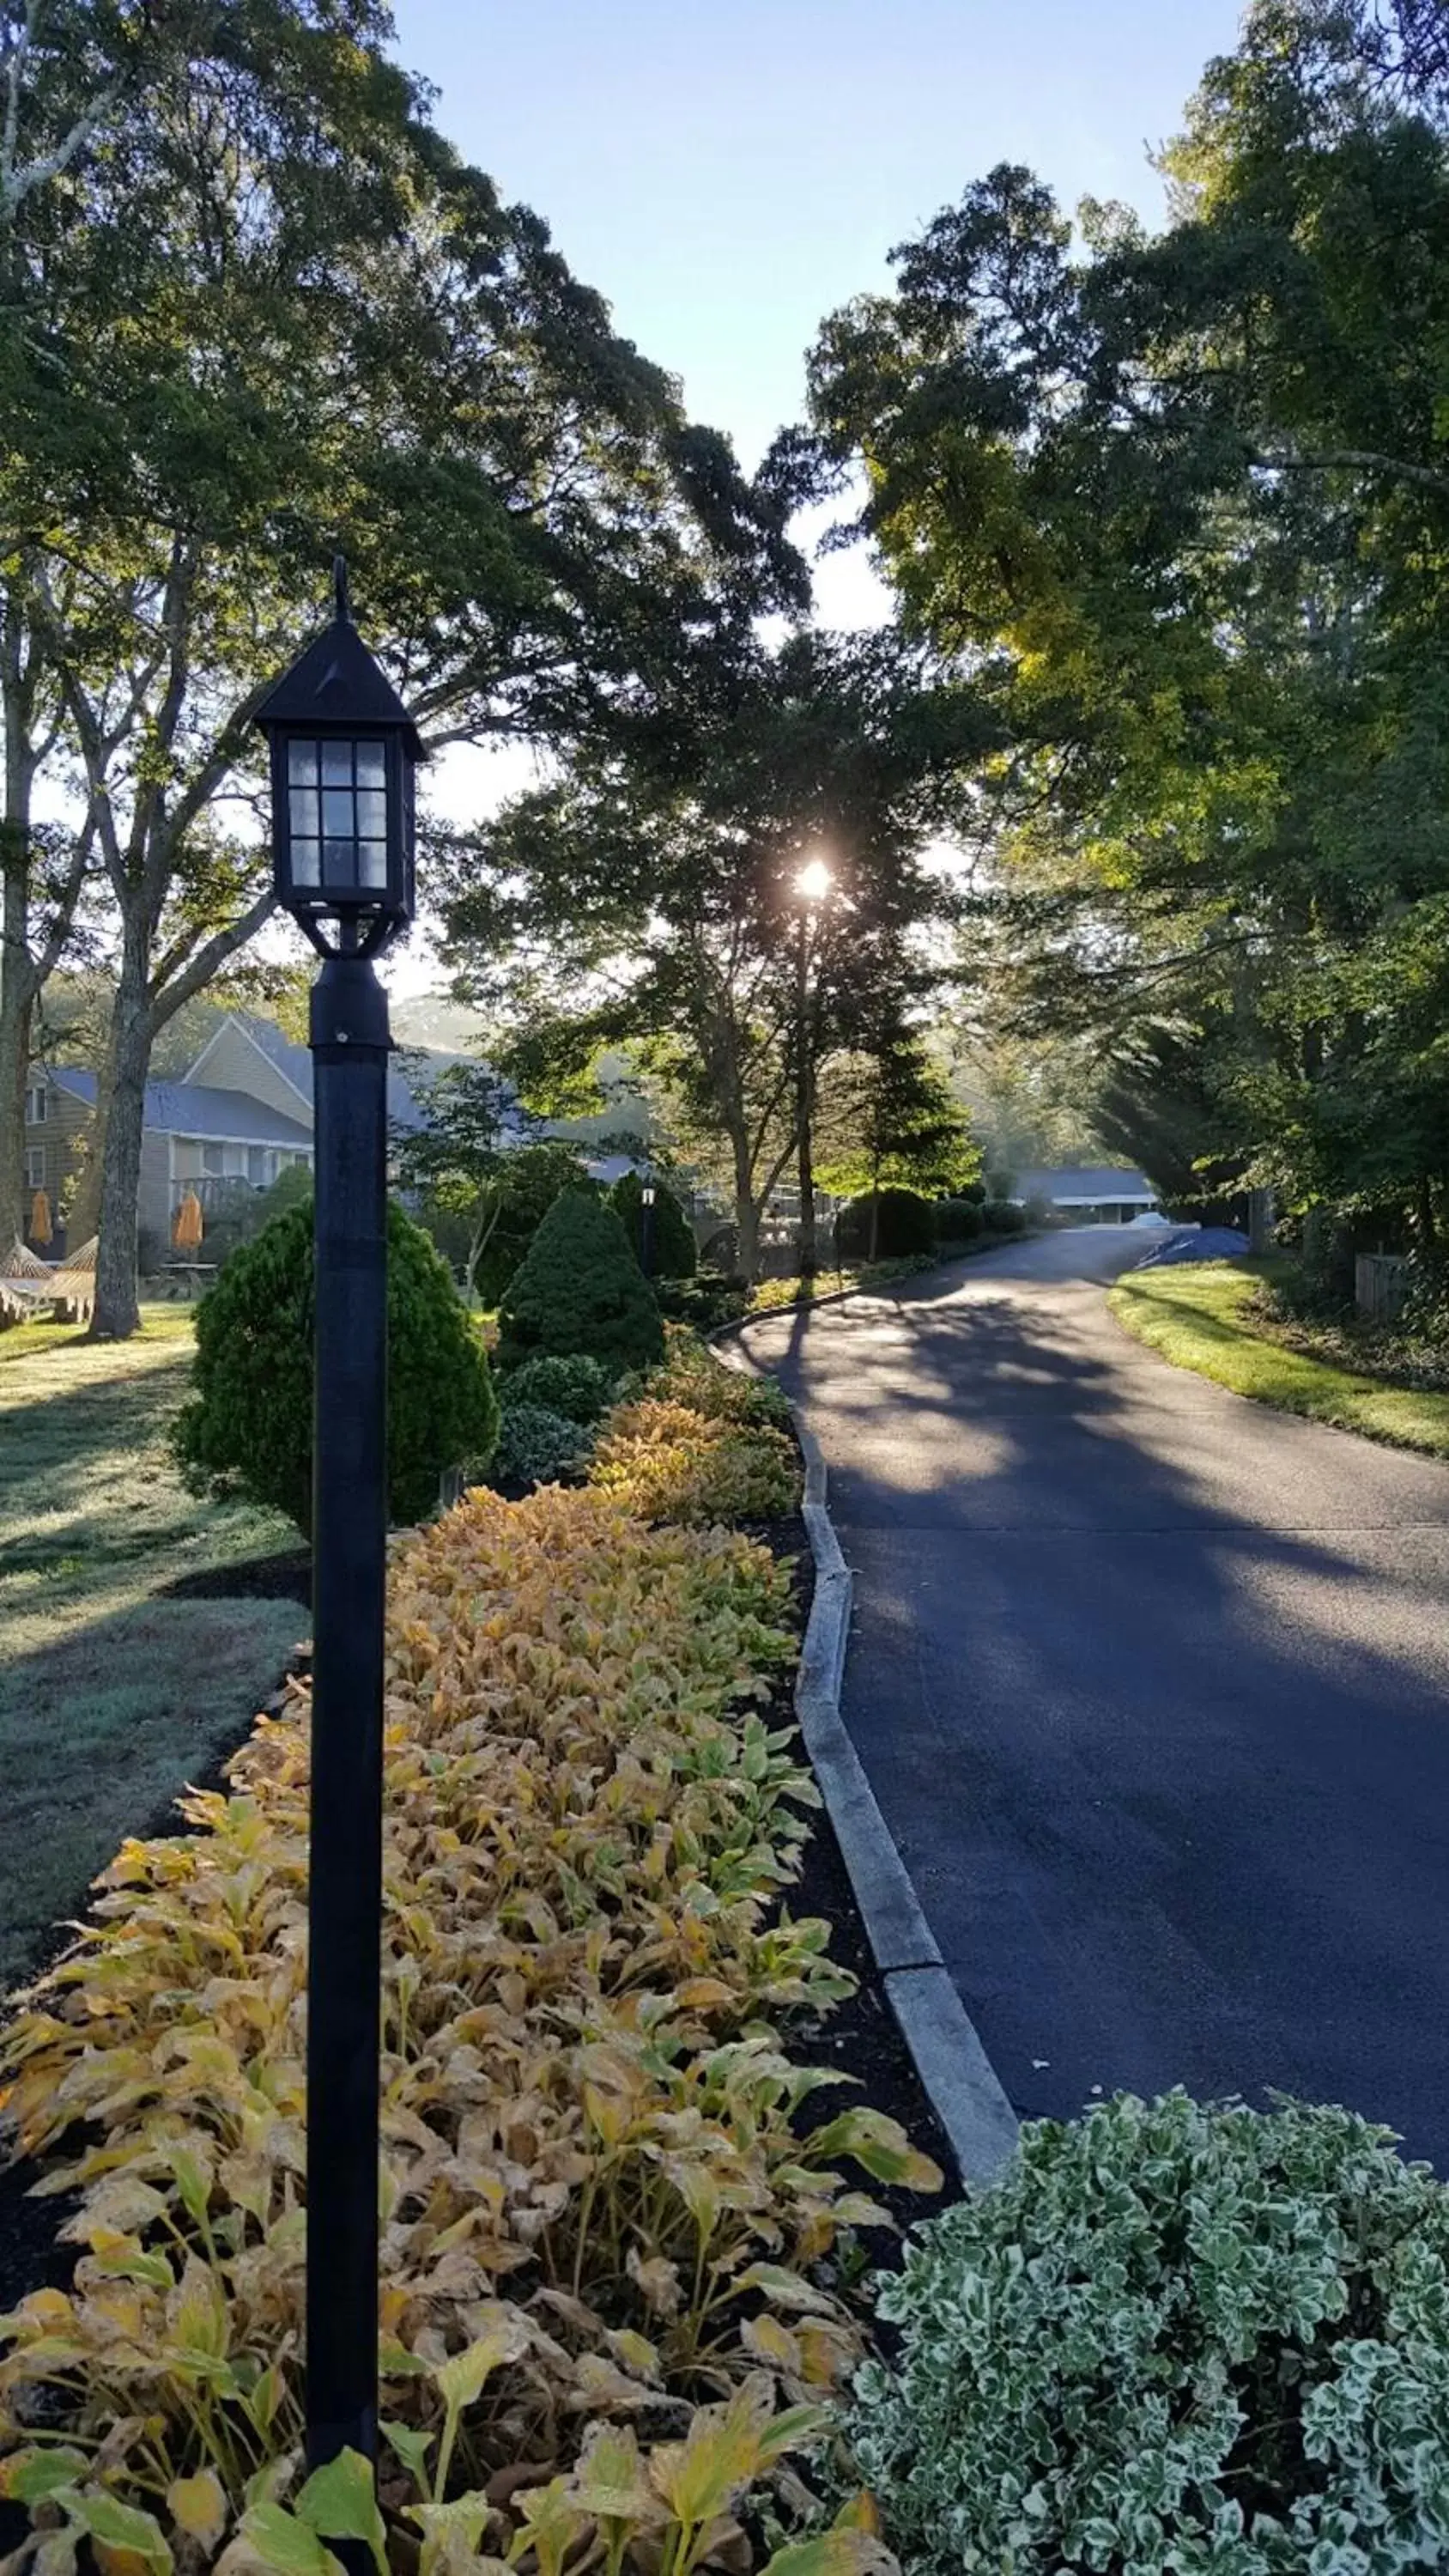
left=1355, top=1254, right=1409, bottom=1321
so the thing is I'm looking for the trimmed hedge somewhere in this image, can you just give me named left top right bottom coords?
left=835, top=1187, right=937, bottom=1260
left=172, top=1199, right=499, bottom=1533
left=497, top=1187, right=664, bottom=1376
left=500, top=1350, right=613, bottom=1424
left=936, top=1196, right=984, bottom=1243
left=982, top=1198, right=1027, bottom=1235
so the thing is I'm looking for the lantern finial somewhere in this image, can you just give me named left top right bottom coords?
left=333, top=555, right=351, bottom=625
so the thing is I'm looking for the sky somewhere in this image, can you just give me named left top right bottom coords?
left=380, top=0, right=1247, bottom=996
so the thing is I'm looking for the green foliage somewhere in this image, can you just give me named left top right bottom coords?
left=851, top=2090, right=1449, bottom=2576
left=471, top=1144, right=597, bottom=1308
left=488, top=1402, right=588, bottom=1492
left=981, top=1199, right=1027, bottom=1236
left=805, top=3, right=1449, bottom=1279
left=816, top=1042, right=979, bottom=1206
left=500, top=1352, right=613, bottom=1423
left=173, top=1202, right=499, bottom=1533
left=835, top=1188, right=937, bottom=1261
left=498, top=1188, right=664, bottom=1376
left=657, top=1268, right=751, bottom=1330
left=609, top=1170, right=698, bottom=1277
left=934, top=1197, right=982, bottom=1244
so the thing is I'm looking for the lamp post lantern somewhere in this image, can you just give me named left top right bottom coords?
left=640, top=1179, right=656, bottom=1279
left=254, top=561, right=421, bottom=2512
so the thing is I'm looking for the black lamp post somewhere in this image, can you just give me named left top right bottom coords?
left=640, top=1179, right=656, bottom=1279
left=254, top=562, right=421, bottom=2510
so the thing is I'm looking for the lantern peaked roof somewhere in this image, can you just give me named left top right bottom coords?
left=253, top=608, right=423, bottom=758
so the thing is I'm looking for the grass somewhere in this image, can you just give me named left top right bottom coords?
left=0, top=1310, right=303, bottom=1986
left=1109, top=1257, right=1449, bottom=1460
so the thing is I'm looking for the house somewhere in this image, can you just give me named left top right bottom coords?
left=21, top=1012, right=445, bottom=1261
left=1011, top=1165, right=1161, bottom=1223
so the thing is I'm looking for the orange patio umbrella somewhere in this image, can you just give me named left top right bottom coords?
left=28, top=1189, right=52, bottom=1249
left=173, top=1188, right=204, bottom=1251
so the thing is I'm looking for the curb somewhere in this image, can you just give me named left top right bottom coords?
left=724, top=1332, right=1021, bottom=2188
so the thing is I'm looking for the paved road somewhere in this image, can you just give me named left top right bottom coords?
left=743, top=1230, right=1449, bottom=2168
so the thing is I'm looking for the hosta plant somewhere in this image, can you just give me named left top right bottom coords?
left=849, top=2088, right=1449, bottom=2576
left=0, top=1486, right=939, bottom=2573
left=591, top=1401, right=800, bottom=1528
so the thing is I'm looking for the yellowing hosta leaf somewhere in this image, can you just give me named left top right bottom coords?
left=64, top=2488, right=173, bottom=2573
left=509, top=2478, right=587, bottom=2576
left=757, top=2533, right=898, bottom=2576
left=0, top=2448, right=91, bottom=2502
left=431, top=2309, right=531, bottom=2412
left=741, top=2314, right=801, bottom=2372
left=832, top=2497, right=881, bottom=2536
left=167, top=2469, right=228, bottom=2549
left=237, top=2502, right=345, bottom=2576
left=567, top=2425, right=662, bottom=2527
left=803, top=2110, right=943, bottom=2192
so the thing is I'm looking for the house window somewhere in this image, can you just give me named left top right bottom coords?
left=202, top=1143, right=226, bottom=1177
left=24, top=1084, right=45, bottom=1125
left=24, top=1146, right=45, bottom=1188
left=247, top=1146, right=271, bottom=1186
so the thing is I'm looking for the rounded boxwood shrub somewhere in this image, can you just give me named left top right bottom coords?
left=497, top=1187, right=664, bottom=1376
left=983, top=1196, right=1027, bottom=1234
left=500, top=1351, right=612, bottom=1424
left=173, top=1200, right=499, bottom=1534
left=835, top=1185, right=937, bottom=1261
left=490, top=1400, right=589, bottom=1492
left=608, top=1170, right=698, bottom=1278
left=936, top=1196, right=984, bottom=1245
left=849, top=2089, right=1449, bottom=2576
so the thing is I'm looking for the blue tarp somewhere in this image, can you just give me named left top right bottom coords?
left=1135, top=1227, right=1251, bottom=1268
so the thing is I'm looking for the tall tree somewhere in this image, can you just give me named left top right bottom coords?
left=3, top=0, right=802, bottom=1333
left=805, top=0, right=1449, bottom=1259
left=440, top=629, right=986, bottom=1279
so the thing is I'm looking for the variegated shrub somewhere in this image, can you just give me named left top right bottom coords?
left=0, top=1486, right=938, bottom=2576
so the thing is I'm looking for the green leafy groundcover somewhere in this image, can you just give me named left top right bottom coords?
left=850, top=2088, right=1449, bottom=2575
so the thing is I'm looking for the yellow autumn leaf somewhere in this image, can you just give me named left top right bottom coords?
left=167, top=2470, right=228, bottom=2549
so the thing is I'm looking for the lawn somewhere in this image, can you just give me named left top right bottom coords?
left=1109, top=1257, right=1449, bottom=1460
left=0, top=1309, right=304, bottom=1986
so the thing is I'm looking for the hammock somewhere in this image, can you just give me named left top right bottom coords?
left=0, top=1233, right=96, bottom=1322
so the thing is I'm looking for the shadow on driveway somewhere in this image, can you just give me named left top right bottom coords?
left=748, top=1235, right=1449, bottom=2168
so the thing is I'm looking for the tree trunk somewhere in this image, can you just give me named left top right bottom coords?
left=89, top=947, right=149, bottom=1338
left=0, top=622, right=37, bottom=1251
left=0, top=944, right=31, bottom=1251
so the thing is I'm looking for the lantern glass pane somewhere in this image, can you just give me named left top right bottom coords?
left=356, top=741, right=385, bottom=786
left=323, top=837, right=356, bottom=887
left=322, top=788, right=354, bottom=834
left=288, top=738, right=317, bottom=783
left=321, top=741, right=352, bottom=786
left=356, top=789, right=386, bottom=838
left=358, top=841, right=388, bottom=890
left=292, top=839, right=321, bottom=886
left=289, top=789, right=318, bottom=837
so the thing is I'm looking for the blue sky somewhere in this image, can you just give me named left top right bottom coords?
left=391, top=0, right=1246, bottom=475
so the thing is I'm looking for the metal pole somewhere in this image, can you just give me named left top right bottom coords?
left=796, top=908, right=817, bottom=1278
left=306, top=949, right=390, bottom=2505
left=641, top=1194, right=654, bottom=1279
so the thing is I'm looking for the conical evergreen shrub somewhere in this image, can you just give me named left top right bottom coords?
left=173, top=1200, right=499, bottom=1533
left=498, top=1188, right=664, bottom=1375
left=608, top=1170, right=698, bottom=1278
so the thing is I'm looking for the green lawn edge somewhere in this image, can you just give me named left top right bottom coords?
left=1109, top=1257, right=1449, bottom=1461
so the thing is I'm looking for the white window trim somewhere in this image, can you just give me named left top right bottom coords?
left=24, top=1145, right=45, bottom=1188
left=23, top=1084, right=45, bottom=1125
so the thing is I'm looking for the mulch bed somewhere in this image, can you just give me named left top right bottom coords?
left=0, top=1486, right=951, bottom=2330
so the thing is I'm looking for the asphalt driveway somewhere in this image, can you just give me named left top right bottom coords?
left=743, top=1230, right=1449, bottom=2167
